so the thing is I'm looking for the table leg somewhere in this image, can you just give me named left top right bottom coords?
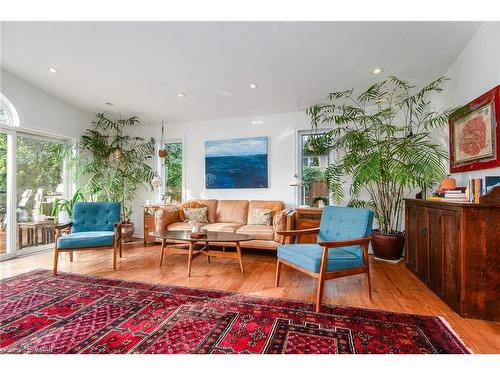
left=206, top=241, right=211, bottom=264
left=18, top=227, right=22, bottom=249
left=159, top=238, right=166, bottom=266
left=187, top=241, right=194, bottom=277
left=235, top=242, right=244, bottom=274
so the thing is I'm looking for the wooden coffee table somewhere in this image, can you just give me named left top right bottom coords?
left=149, top=230, right=254, bottom=276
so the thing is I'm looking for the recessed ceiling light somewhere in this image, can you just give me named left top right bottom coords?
left=177, top=93, right=186, bottom=98
left=251, top=120, right=263, bottom=125
left=105, top=102, right=114, bottom=106
left=48, top=67, right=57, bottom=73
left=249, top=83, right=258, bottom=89
left=372, top=67, right=383, bottom=75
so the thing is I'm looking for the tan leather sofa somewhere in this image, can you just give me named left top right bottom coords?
left=155, top=199, right=294, bottom=250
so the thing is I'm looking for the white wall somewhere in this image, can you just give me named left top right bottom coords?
left=432, top=22, right=500, bottom=185
left=0, top=69, right=92, bottom=138
left=130, top=111, right=311, bottom=236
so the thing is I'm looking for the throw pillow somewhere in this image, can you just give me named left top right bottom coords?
left=183, top=207, right=209, bottom=223
left=179, top=201, right=206, bottom=221
left=248, top=208, right=272, bottom=225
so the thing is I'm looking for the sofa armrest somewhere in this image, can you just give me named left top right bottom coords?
left=273, top=208, right=295, bottom=244
left=154, top=204, right=181, bottom=232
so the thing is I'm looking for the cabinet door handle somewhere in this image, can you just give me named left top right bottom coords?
left=422, top=228, right=428, bottom=237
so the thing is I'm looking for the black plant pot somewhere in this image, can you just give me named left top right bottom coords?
left=371, top=230, right=405, bottom=261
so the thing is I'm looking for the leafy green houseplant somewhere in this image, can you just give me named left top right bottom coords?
left=51, top=188, right=86, bottom=223
left=71, top=113, right=156, bottom=241
left=306, top=76, right=450, bottom=260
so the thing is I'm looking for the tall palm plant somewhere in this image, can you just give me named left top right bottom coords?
left=71, top=113, right=155, bottom=221
left=306, top=76, right=450, bottom=235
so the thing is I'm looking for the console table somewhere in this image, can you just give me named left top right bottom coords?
left=404, top=187, right=500, bottom=321
left=295, top=207, right=323, bottom=243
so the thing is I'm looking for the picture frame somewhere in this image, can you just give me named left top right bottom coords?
left=449, top=85, right=500, bottom=173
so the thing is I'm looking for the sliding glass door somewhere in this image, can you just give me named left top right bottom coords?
left=15, top=134, right=66, bottom=255
left=0, top=133, right=7, bottom=259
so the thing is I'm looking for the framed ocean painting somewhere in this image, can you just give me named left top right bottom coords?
left=205, top=136, right=268, bottom=189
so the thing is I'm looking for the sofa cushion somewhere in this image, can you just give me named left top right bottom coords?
left=248, top=200, right=285, bottom=220
left=167, top=222, right=206, bottom=231
left=278, top=243, right=363, bottom=273
left=195, top=199, right=219, bottom=223
left=57, top=231, right=115, bottom=249
left=236, top=225, right=274, bottom=241
left=203, top=222, right=243, bottom=233
left=216, top=200, right=249, bottom=224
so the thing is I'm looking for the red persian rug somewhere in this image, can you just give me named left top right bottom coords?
left=0, top=270, right=469, bottom=354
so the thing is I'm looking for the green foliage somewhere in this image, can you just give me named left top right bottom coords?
left=16, top=136, right=64, bottom=194
left=51, top=188, right=86, bottom=218
left=306, top=76, right=450, bottom=234
left=163, top=143, right=182, bottom=203
left=68, top=113, right=156, bottom=222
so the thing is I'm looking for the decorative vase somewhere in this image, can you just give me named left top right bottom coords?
left=57, top=210, right=71, bottom=224
left=121, top=222, right=135, bottom=243
left=371, top=230, right=405, bottom=261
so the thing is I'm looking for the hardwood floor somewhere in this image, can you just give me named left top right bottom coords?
left=1, top=240, right=499, bottom=353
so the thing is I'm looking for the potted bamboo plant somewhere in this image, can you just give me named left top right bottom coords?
left=306, top=76, right=450, bottom=260
left=70, top=113, right=156, bottom=242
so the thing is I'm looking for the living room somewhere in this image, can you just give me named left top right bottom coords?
left=1, top=0, right=499, bottom=370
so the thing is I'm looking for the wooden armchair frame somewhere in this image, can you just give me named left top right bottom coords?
left=275, top=227, right=372, bottom=312
left=53, top=221, right=124, bottom=275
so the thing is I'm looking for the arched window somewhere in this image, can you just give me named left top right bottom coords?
left=0, top=93, right=20, bottom=127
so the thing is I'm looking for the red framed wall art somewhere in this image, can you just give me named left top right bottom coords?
left=449, top=85, right=500, bottom=173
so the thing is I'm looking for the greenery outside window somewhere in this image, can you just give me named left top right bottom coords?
left=299, top=131, right=330, bottom=207
left=163, top=141, right=183, bottom=204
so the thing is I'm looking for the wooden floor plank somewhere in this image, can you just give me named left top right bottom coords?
left=1, top=240, right=499, bottom=353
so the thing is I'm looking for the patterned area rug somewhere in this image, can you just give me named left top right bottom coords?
left=0, top=270, right=469, bottom=354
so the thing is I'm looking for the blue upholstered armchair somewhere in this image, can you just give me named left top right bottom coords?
left=53, top=202, right=123, bottom=275
left=276, top=206, right=374, bottom=312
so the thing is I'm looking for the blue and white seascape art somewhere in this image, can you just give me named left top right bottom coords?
left=205, top=137, right=268, bottom=189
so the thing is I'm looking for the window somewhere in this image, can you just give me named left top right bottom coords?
left=163, top=141, right=183, bottom=204
left=298, top=131, right=331, bottom=207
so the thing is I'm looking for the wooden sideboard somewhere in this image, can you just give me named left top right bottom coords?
left=295, top=207, right=323, bottom=243
left=404, top=188, right=500, bottom=321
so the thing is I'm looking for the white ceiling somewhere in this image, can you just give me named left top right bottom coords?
left=0, top=21, right=482, bottom=124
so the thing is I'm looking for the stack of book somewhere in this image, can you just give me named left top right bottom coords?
left=467, top=178, right=484, bottom=204
left=427, top=188, right=468, bottom=203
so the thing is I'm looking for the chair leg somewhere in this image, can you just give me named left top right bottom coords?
left=159, top=239, right=166, bottom=266
left=119, top=240, right=123, bottom=258
left=315, top=247, right=328, bottom=313
left=363, top=243, right=372, bottom=299
left=69, top=251, right=73, bottom=262
left=53, top=249, right=59, bottom=276
left=275, top=259, right=282, bottom=287
left=113, top=243, right=117, bottom=271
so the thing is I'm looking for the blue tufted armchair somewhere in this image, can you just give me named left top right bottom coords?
left=53, top=202, right=123, bottom=275
left=276, top=206, right=374, bottom=312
